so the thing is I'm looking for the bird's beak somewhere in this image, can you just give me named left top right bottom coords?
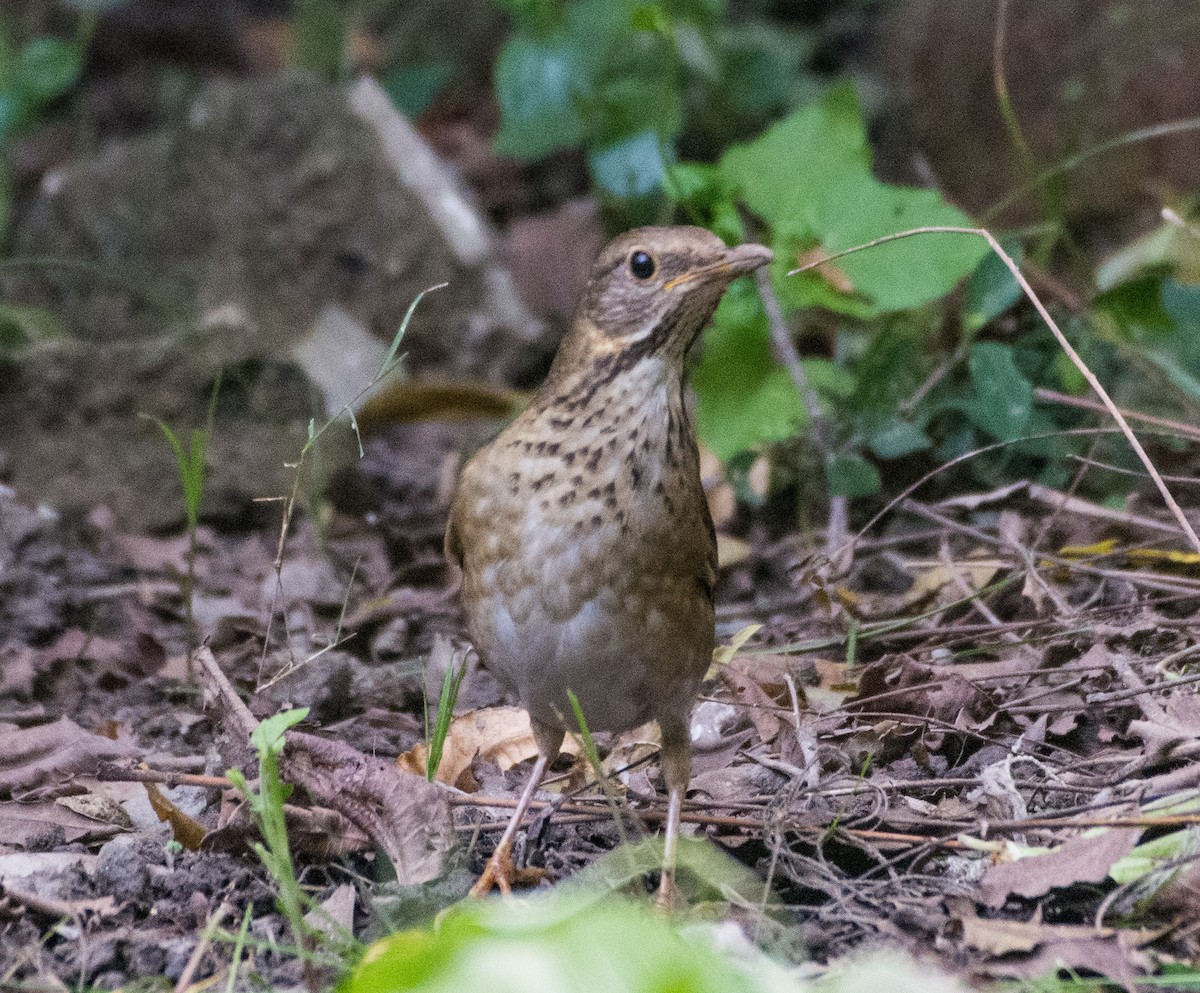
left=719, top=242, right=774, bottom=275
left=663, top=242, right=773, bottom=291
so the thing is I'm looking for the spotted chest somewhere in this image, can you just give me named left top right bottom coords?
left=446, top=355, right=717, bottom=730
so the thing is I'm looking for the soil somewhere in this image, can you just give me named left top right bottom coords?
left=4, top=413, right=1200, bottom=988
left=2, top=4, right=1200, bottom=990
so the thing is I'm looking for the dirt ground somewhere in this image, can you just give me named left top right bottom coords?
left=2, top=3, right=1200, bottom=988
left=4, top=409, right=1200, bottom=988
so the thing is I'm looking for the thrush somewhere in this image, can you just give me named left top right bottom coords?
left=445, top=225, right=773, bottom=902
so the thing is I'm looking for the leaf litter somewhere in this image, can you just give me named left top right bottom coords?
left=3, top=434, right=1200, bottom=988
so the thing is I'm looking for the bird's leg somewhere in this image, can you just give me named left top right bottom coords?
left=469, top=720, right=563, bottom=898
left=655, top=718, right=692, bottom=909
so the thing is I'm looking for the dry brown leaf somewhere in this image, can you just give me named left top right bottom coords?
left=0, top=800, right=125, bottom=847
left=717, top=534, right=752, bottom=569
left=952, top=896, right=1158, bottom=983
left=795, top=245, right=856, bottom=294
left=56, top=793, right=133, bottom=832
left=900, top=558, right=1002, bottom=610
left=718, top=655, right=796, bottom=744
left=144, top=781, right=207, bottom=851
left=980, top=819, right=1142, bottom=907
left=603, top=721, right=661, bottom=783
left=0, top=717, right=137, bottom=797
left=396, top=707, right=580, bottom=790
left=357, top=379, right=524, bottom=432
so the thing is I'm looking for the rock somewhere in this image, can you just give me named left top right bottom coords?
left=883, top=0, right=1200, bottom=235
left=0, top=73, right=544, bottom=531
left=94, top=834, right=154, bottom=904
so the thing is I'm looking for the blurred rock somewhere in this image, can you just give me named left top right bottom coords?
left=0, top=73, right=544, bottom=531
left=883, top=0, right=1200, bottom=239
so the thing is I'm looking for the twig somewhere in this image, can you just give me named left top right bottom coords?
left=97, top=764, right=234, bottom=790
left=1035, top=386, right=1200, bottom=443
left=174, top=901, right=232, bottom=993
left=753, top=267, right=849, bottom=563
left=1024, top=482, right=1184, bottom=536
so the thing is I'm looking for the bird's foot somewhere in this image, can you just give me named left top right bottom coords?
left=469, top=846, right=515, bottom=899
left=469, top=848, right=551, bottom=898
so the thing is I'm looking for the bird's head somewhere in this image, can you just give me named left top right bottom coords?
left=580, top=226, right=772, bottom=355
left=552, top=226, right=773, bottom=379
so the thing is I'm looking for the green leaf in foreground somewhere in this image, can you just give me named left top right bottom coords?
left=342, top=891, right=789, bottom=993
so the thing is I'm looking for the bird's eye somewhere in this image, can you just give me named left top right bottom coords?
left=629, top=250, right=657, bottom=280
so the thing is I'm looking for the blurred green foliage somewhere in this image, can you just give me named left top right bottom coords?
left=491, top=0, right=816, bottom=209
left=487, top=2, right=1200, bottom=505
left=0, top=25, right=86, bottom=238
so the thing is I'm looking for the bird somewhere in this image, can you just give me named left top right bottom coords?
left=444, top=225, right=773, bottom=903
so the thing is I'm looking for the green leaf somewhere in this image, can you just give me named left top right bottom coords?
left=719, top=82, right=870, bottom=238
left=631, top=5, right=670, bottom=33
left=14, top=37, right=82, bottom=103
left=588, top=130, right=669, bottom=198
left=868, top=420, right=931, bottom=459
left=382, top=60, right=454, bottom=118
left=1093, top=275, right=1175, bottom=342
left=965, top=342, right=1033, bottom=441
left=0, top=302, right=65, bottom=350
left=814, top=180, right=986, bottom=314
left=1163, top=277, right=1200, bottom=330
left=692, top=284, right=805, bottom=459
left=0, top=93, right=23, bottom=152
left=825, top=451, right=880, bottom=497
left=719, top=84, right=985, bottom=316
left=343, top=890, right=775, bottom=993
left=490, top=0, right=562, bottom=33
left=963, top=239, right=1024, bottom=334
left=493, top=33, right=586, bottom=159
left=0, top=21, right=15, bottom=87
left=590, top=66, right=682, bottom=147
left=251, top=707, right=310, bottom=756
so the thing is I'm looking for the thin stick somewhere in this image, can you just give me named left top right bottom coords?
left=790, top=227, right=1200, bottom=554
left=1035, top=386, right=1200, bottom=443
left=752, top=267, right=849, bottom=561
left=174, top=901, right=233, bottom=993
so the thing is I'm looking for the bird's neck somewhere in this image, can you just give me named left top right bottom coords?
left=535, top=315, right=690, bottom=418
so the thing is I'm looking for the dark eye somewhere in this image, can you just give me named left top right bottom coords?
left=629, top=250, right=657, bottom=280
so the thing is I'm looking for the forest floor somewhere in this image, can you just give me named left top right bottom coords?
left=3, top=414, right=1200, bottom=990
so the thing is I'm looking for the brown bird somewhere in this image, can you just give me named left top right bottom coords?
left=445, top=226, right=772, bottom=902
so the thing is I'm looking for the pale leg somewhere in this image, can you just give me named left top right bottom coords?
left=656, top=717, right=691, bottom=908
left=469, top=721, right=563, bottom=898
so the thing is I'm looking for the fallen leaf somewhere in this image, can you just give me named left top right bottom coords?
left=980, top=817, right=1142, bottom=907
left=795, top=245, right=855, bottom=294
left=900, top=558, right=1002, bottom=610
left=145, top=781, right=207, bottom=850
left=0, top=718, right=136, bottom=797
left=0, top=801, right=125, bottom=847
left=396, top=707, right=579, bottom=790
left=305, top=882, right=357, bottom=939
